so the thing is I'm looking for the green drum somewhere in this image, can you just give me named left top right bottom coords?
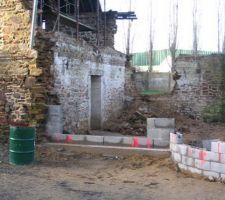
left=9, top=126, right=36, bottom=165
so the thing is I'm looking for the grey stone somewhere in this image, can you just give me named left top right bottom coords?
left=104, top=136, right=123, bottom=144
left=195, top=159, right=210, bottom=170
left=211, top=162, right=225, bottom=174
left=86, top=135, right=104, bottom=144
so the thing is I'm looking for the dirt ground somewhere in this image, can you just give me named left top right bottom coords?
left=1, top=144, right=225, bottom=200
left=105, top=95, right=225, bottom=143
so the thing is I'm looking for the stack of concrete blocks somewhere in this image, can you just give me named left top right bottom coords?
left=170, top=132, right=225, bottom=181
left=147, top=118, right=175, bottom=148
left=51, top=134, right=158, bottom=149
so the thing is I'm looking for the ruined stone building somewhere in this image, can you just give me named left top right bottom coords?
left=0, top=0, right=137, bottom=136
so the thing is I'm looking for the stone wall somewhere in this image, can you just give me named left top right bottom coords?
left=0, top=1, right=125, bottom=137
left=51, top=32, right=125, bottom=133
left=170, top=132, right=225, bottom=181
left=0, top=0, right=48, bottom=137
left=174, top=55, right=225, bottom=121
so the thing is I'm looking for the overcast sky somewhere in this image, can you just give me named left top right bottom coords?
left=100, top=0, right=223, bottom=53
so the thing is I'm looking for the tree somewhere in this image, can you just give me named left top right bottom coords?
left=148, top=0, right=155, bottom=72
left=192, top=0, right=199, bottom=56
left=146, top=0, right=155, bottom=90
left=168, top=0, right=179, bottom=72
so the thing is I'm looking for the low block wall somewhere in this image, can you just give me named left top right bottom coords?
left=170, top=133, right=225, bottom=181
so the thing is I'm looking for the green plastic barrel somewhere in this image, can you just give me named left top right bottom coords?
left=9, top=126, right=36, bottom=165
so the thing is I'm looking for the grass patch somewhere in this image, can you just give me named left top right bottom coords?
left=140, top=89, right=168, bottom=96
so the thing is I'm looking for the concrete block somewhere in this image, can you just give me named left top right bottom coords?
left=179, top=144, right=188, bottom=156
left=153, top=139, right=169, bottom=148
left=195, top=159, right=210, bottom=170
left=187, top=166, right=202, bottom=175
left=173, top=152, right=182, bottom=163
left=138, top=137, right=153, bottom=147
left=170, top=143, right=179, bottom=152
left=211, top=162, right=225, bottom=174
left=147, top=118, right=155, bottom=128
left=147, top=128, right=173, bottom=139
left=104, top=136, right=123, bottom=144
left=86, top=135, right=104, bottom=144
left=170, top=133, right=177, bottom=144
left=204, top=151, right=220, bottom=162
left=220, top=154, right=225, bottom=164
left=211, top=141, right=225, bottom=153
left=203, top=171, right=220, bottom=179
left=122, top=136, right=133, bottom=146
left=182, top=156, right=194, bottom=166
left=72, top=135, right=86, bottom=142
left=202, top=139, right=219, bottom=151
left=154, top=118, right=175, bottom=128
left=51, top=133, right=67, bottom=142
left=190, top=148, right=201, bottom=159
left=178, top=163, right=188, bottom=171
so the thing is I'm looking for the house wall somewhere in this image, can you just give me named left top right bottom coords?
left=51, top=33, right=125, bottom=133
left=0, top=0, right=125, bottom=137
left=174, top=55, right=225, bottom=121
left=0, top=0, right=47, bottom=134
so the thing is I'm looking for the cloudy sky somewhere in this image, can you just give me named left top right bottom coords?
left=100, top=0, right=223, bottom=53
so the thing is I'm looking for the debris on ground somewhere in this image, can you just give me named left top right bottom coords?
left=104, top=94, right=225, bottom=142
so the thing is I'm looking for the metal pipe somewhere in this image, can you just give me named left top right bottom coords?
left=30, top=0, right=39, bottom=48
left=104, top=0, right=106, bottom=46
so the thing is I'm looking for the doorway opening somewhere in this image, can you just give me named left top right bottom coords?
left=91, top=75, right=101, bottom=130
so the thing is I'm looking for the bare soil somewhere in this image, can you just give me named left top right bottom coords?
left=105, top=95, right=225, bottom=143
left=1, top=144, right=225, bottom=200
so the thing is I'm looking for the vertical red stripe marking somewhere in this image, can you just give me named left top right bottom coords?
left=146, top=138, right=152, bottom=148
left=132, top=137, right=139, bottom=147
left=199, top=150, right=207, bottom=165
left=218, top=143, right=221, bottom=162
left=188, top=147, right=192, bottom=157
left=66, top=135, right=73, bottom=143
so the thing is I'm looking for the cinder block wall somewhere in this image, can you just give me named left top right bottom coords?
left=170, top=133, right=225, bottom=181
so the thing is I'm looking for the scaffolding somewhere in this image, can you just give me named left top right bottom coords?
left=35, top=0, right=137, bottom=47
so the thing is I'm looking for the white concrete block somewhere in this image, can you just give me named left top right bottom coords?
left=153, top=118, right=175, bottom=128
left=104, top=136, right=123, bottom=144
left=147, top=118, right=155, bottom=128
left=179, top=144, right=188, bottom=156
left=203, top=171, right=220, bottom=179
left=170, top=133, right=177, bottom=144
left=211, top=162, right=225, bottom=174
left=86, top=135, right=104, bottom=144
left=220, top=153, right=225, bottom=164
left=195, top=159, right=210, bottom=171
left=72, top=135, right=86, bottom=141
left=182, top=156, right=194, bottom=166
left=211, top=141, right=225, bottom=153
left=173, top=152, right=182, bottom=163
left=204, top=151, right=220, bottom=162
left=178, top=163, right=188, bottom=171
left=170, top=143, right=179, bottom=152
left=51, top=133, right=67, bottom=141
left=122, top=136, right=133, bottom=145
left=188, top=166, right=202, bottom=175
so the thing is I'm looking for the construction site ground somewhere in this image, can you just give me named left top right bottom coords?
left=1, top=143, right=225, bottom=200
left=105, top=94, right=225, bottom=143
